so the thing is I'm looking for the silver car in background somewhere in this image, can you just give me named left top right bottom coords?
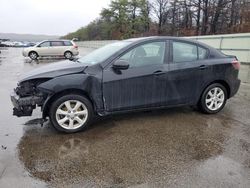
left=22, top=40, right=79, bottom=60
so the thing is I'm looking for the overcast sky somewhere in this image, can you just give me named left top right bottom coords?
left=0, top=0, right=111, bottom=36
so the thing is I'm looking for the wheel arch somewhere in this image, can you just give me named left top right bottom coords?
left=28, top=51, right=39, bottom=57
left=64, top=50, right=73, bottom=56
left=42, top=88, right=95, bottom=119
left=198, top=80, right=231, bottom=104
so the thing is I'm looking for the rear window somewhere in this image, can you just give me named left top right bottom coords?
left=51, top=41, right=64, bottom=46
left=64, top=41, right=73, bottom=46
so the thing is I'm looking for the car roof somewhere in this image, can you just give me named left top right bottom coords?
left=40, top=39, right=72, bottom=42
left=124, top=36, right=211, bottom=48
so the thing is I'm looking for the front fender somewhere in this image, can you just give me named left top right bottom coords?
left=37, top=74, right=103, bottom=117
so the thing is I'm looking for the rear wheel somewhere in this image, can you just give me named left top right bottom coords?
left=64, top=51, right=73, bottom=59
left=29, top=51, right=38, bottom=60
left=49, top=94, right=93, bottom=133
left=199, top=83, right=227, bottom=114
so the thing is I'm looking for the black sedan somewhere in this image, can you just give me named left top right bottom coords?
left=11, top=37, right=241, bottom=133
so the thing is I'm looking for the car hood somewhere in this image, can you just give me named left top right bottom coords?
left=23, top=46, right=34, bottom=51
left=20, top=60, right=87, bottom=83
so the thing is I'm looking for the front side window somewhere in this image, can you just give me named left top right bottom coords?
left=173, top=41, right=198, bottom=63
left=119, top=42, right=166, bottom=67
left=39, top=42, right=50, bottom=47
left=51, top=41, right=64, bottom=46
left=77, top=41, right=132, bottom=65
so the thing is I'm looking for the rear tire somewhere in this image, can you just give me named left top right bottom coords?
left=29, top=51, right=38, bottom=60
left=199, top=83, right=227, bottom=114
left=64, top=51, right=73, bottom=59
left=49, top=94, right=93, bottom=133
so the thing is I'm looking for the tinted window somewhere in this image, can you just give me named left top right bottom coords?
left=173, top=41, right=198, bottom=63
left=198, top=46, right=207, bottom=59
left=64, top=41, right=72, bottom=46
left=119, top=42, right=165, bottom=67
left=39, top=42, right=50, bottom=47
left=51, top=41, right=64, bottom=46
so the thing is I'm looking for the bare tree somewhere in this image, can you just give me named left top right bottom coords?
left=65, top=0, right=250, bottom=40
left=152, top=0, right=169, bottom=34
left=210, top=0, right=229, bottom=34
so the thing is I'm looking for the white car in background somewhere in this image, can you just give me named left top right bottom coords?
left=22, top=40, right=79, bottom=60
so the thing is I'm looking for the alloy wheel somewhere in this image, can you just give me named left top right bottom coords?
left=205, top=87, right=225, bottom=111
left=65, top=52, right=72, bottom=59
left=55, top=100, right=88, bottom=130
left=29, top=52, right=37, bottom=59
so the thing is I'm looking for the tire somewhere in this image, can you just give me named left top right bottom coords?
left=49, top=94, right=94, bottom=133
left=64, top=51, right=73, bottom=59
left=29, top=51, right=38, bottom=60
left=199, top=83, right=227, bottom=114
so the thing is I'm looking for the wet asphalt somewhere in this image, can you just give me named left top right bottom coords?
left=0, top=48, right=250, bottom=188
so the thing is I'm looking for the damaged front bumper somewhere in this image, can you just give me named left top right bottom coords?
left=11, top=91, right=44, bottom=117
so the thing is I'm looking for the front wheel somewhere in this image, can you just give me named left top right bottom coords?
left=199, top=83, right=227, bottom=114
left=64, top=51, right=73, bottom=59
left=49, top=94, right=93, bottom=133
left=29, top=51, right=38, bottom=60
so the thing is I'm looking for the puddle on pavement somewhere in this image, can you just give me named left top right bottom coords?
left=192, top=139, right=222, bottom=160
left=18, top=108, right=234, bottom=187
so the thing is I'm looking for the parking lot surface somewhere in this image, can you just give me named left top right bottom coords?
left=0, top=48, right=250, bottom=187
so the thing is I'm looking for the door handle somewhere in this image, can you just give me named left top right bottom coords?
left=153, top=70, right=165, bottom=75
left=199, top=65, right=208, bottom=70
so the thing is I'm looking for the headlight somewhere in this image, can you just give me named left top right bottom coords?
left=16, top=82, right=36, bottom=97
left=16, top=79, right=51, bottom=97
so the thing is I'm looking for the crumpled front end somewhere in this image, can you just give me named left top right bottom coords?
left=11, top=81, right=48, bottom=117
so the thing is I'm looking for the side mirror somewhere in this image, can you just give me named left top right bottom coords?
left=112, top=60, right=129, bottom=70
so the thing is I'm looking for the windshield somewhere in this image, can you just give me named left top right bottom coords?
left=77, top=41, right=132, bottom=65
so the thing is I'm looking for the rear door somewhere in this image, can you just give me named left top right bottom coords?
left=167, top=40, right=210, bottom=105
left=102, top=40, right=170, bottom=112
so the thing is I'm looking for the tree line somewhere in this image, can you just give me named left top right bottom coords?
left=63, top=0, right=250, bottom=40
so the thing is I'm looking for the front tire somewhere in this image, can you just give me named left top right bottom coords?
left=29, top=51, right=38, bottom=60
left=49, top=94, right=93, bottom=133
left=199, top=83, right=227, bottom=114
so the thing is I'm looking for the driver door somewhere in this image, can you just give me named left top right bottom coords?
left=102, top=41, right=169, bottom=112
left=36, top=41, right=51, bottom=56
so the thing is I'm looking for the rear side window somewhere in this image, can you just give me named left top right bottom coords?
left=198, top=46, right=208, bottom=60
left=51, top=41, right=64, bottom=46
left=64, top=41, right=73, bottom=46
left=173, top=41, right=198, bottom=63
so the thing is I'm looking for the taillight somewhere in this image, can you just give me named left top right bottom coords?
left=73, top=44, right=78, bottom=49
left=232, top=59, right=240, bottom=70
